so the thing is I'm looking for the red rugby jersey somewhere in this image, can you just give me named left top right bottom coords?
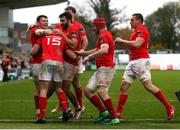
left=55, top=23, right=81, bottom=66
left=30, top=26, right=42, bottom=64
left=130, top=25, right=150, bottom=61
left=72, top=21, right=86, bottom=37
left=36, top=34, right=66, bottom=62
left=95, top=30, right=115, bottom=68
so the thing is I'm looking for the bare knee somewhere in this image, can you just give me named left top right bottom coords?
left=47, top=85, right=55, bottom=98
left=97, top=86, right=109, bottom=101
left=72, top=79, right=78, bottom=89
left=39, top=80, right=50, bottom=97
left=120, top=81, right=130, bottom=93
left=34, top=80, right=40, bottom=96
left=72, top=75, right=80, bottom=89
left=62, top=80, right=71, bottom=92
left=143, top=80, right=159, bottom=94
left=84, top=87, right=94, bottom=99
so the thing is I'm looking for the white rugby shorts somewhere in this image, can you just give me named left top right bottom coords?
left=86, top=66, right=115, bottom=91
left=39, top=60, right=64, bottom=82
left=122, top=58, right=151, bottom=84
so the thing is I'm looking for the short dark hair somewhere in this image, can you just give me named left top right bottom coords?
left=59, top=12, right=72, bottom=21
left=132, top=13, right=144, bottom=23
left=36, top=15, right=48, bottom=22
left=65, top=6, right=76, bottom=14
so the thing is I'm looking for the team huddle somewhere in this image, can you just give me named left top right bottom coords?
left=28, top=6, right=175, bottom=125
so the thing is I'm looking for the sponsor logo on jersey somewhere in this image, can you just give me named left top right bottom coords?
left=137, top=30, right=142, bottom=36
left=71, top=31, right=77, bottom=37
left=99, top=37, right=104, bottom=43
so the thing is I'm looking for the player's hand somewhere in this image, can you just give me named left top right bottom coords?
left=53, top=29, right=63, bottom=35
left=74, top=56, right=80, bottom=61
left=75, top=50, right=85, bottom=56
left=115, top=37, right=124, bottom=44
left=26, top=24, right=37, bottom=32
left=65, top=49, right=80, bottom=61
left=83, top=56, right=90, bottom=63
left=46, top=29, right=53, bottom=35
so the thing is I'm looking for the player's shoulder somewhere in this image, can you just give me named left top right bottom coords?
left=100, top=30, right=112, bottom=37
left=70, top=24, right=79, bottom=33
left=31, top=26, right=39, bottom=32
left=73, top=20, right=84, bottom=28
left=99, top=30, right=113, bottom=42
left=72, top=21, right=87, bottom=34
left=72, top=20, right=81, bottom=25
left=138, top=25, right=149, bottom=31
left=137, top=25, right=149, bottom=36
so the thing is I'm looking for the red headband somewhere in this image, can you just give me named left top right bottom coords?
left=93, top=17, right=106, bottom=30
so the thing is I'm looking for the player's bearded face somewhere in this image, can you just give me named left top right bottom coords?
left=62, top=22, right=68, bottom=29
left=60, top=18, right=68, bottom=29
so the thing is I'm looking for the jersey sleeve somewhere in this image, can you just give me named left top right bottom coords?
left=137, top=28, right=147, bottom=40
left=31, top=27, right=38, bottom=37
left=98, top=35, right=109, bottom=46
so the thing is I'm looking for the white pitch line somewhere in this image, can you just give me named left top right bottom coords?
left=0, top=99, right=177, bottom=103
left=0, top=118, right=179, bottom=122
left=0, top=100, right=58, bottom=103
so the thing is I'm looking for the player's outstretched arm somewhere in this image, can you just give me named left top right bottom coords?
left=65, top=49, right=80, bottom=61
left=35, top=29, right=53, bottom=36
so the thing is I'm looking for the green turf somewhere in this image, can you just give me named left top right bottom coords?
left=0, top=70, right=179, bottom=128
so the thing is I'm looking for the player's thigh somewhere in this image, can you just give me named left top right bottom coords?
left=47, top=83, right=56, bottom=98
left=122, top=62, right=136, bottom=84
left=132, top=59, right=151, bottom=82
left=39, top=80, right=50, bottom=97
left=96, top=66, right=115, bottom=87
left=97, top=85, right=109, bottom=101
left=63, top=62, right=79, bottom=81
left=86, top=67, right=115, bottom=93
left=31, top=64, right=41, bottom=83
left=31, top=64, right=42, bottom=92
left=53, top=62, right=64, bottom=82
left=53, top=81, right=63, bottom=93
left=86, top=73, right=97, bottom=92
left=39, top=61, right=53, bottom=81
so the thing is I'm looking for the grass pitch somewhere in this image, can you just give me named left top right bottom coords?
left=0, top=70, right=179, bottom=129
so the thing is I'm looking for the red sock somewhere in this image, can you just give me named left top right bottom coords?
left=57, top=91, right=68, bottom=111
left=76, top=87, right=83, bottom=107
left=104, top=98, right=116, bottom=119
left=89, top=95, right=106, bottom=113
left=39, top=97, right=47, bottom=118
left=116, top=93, right=128, bottom=113
left=154, top=90, right=171, bottom=110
